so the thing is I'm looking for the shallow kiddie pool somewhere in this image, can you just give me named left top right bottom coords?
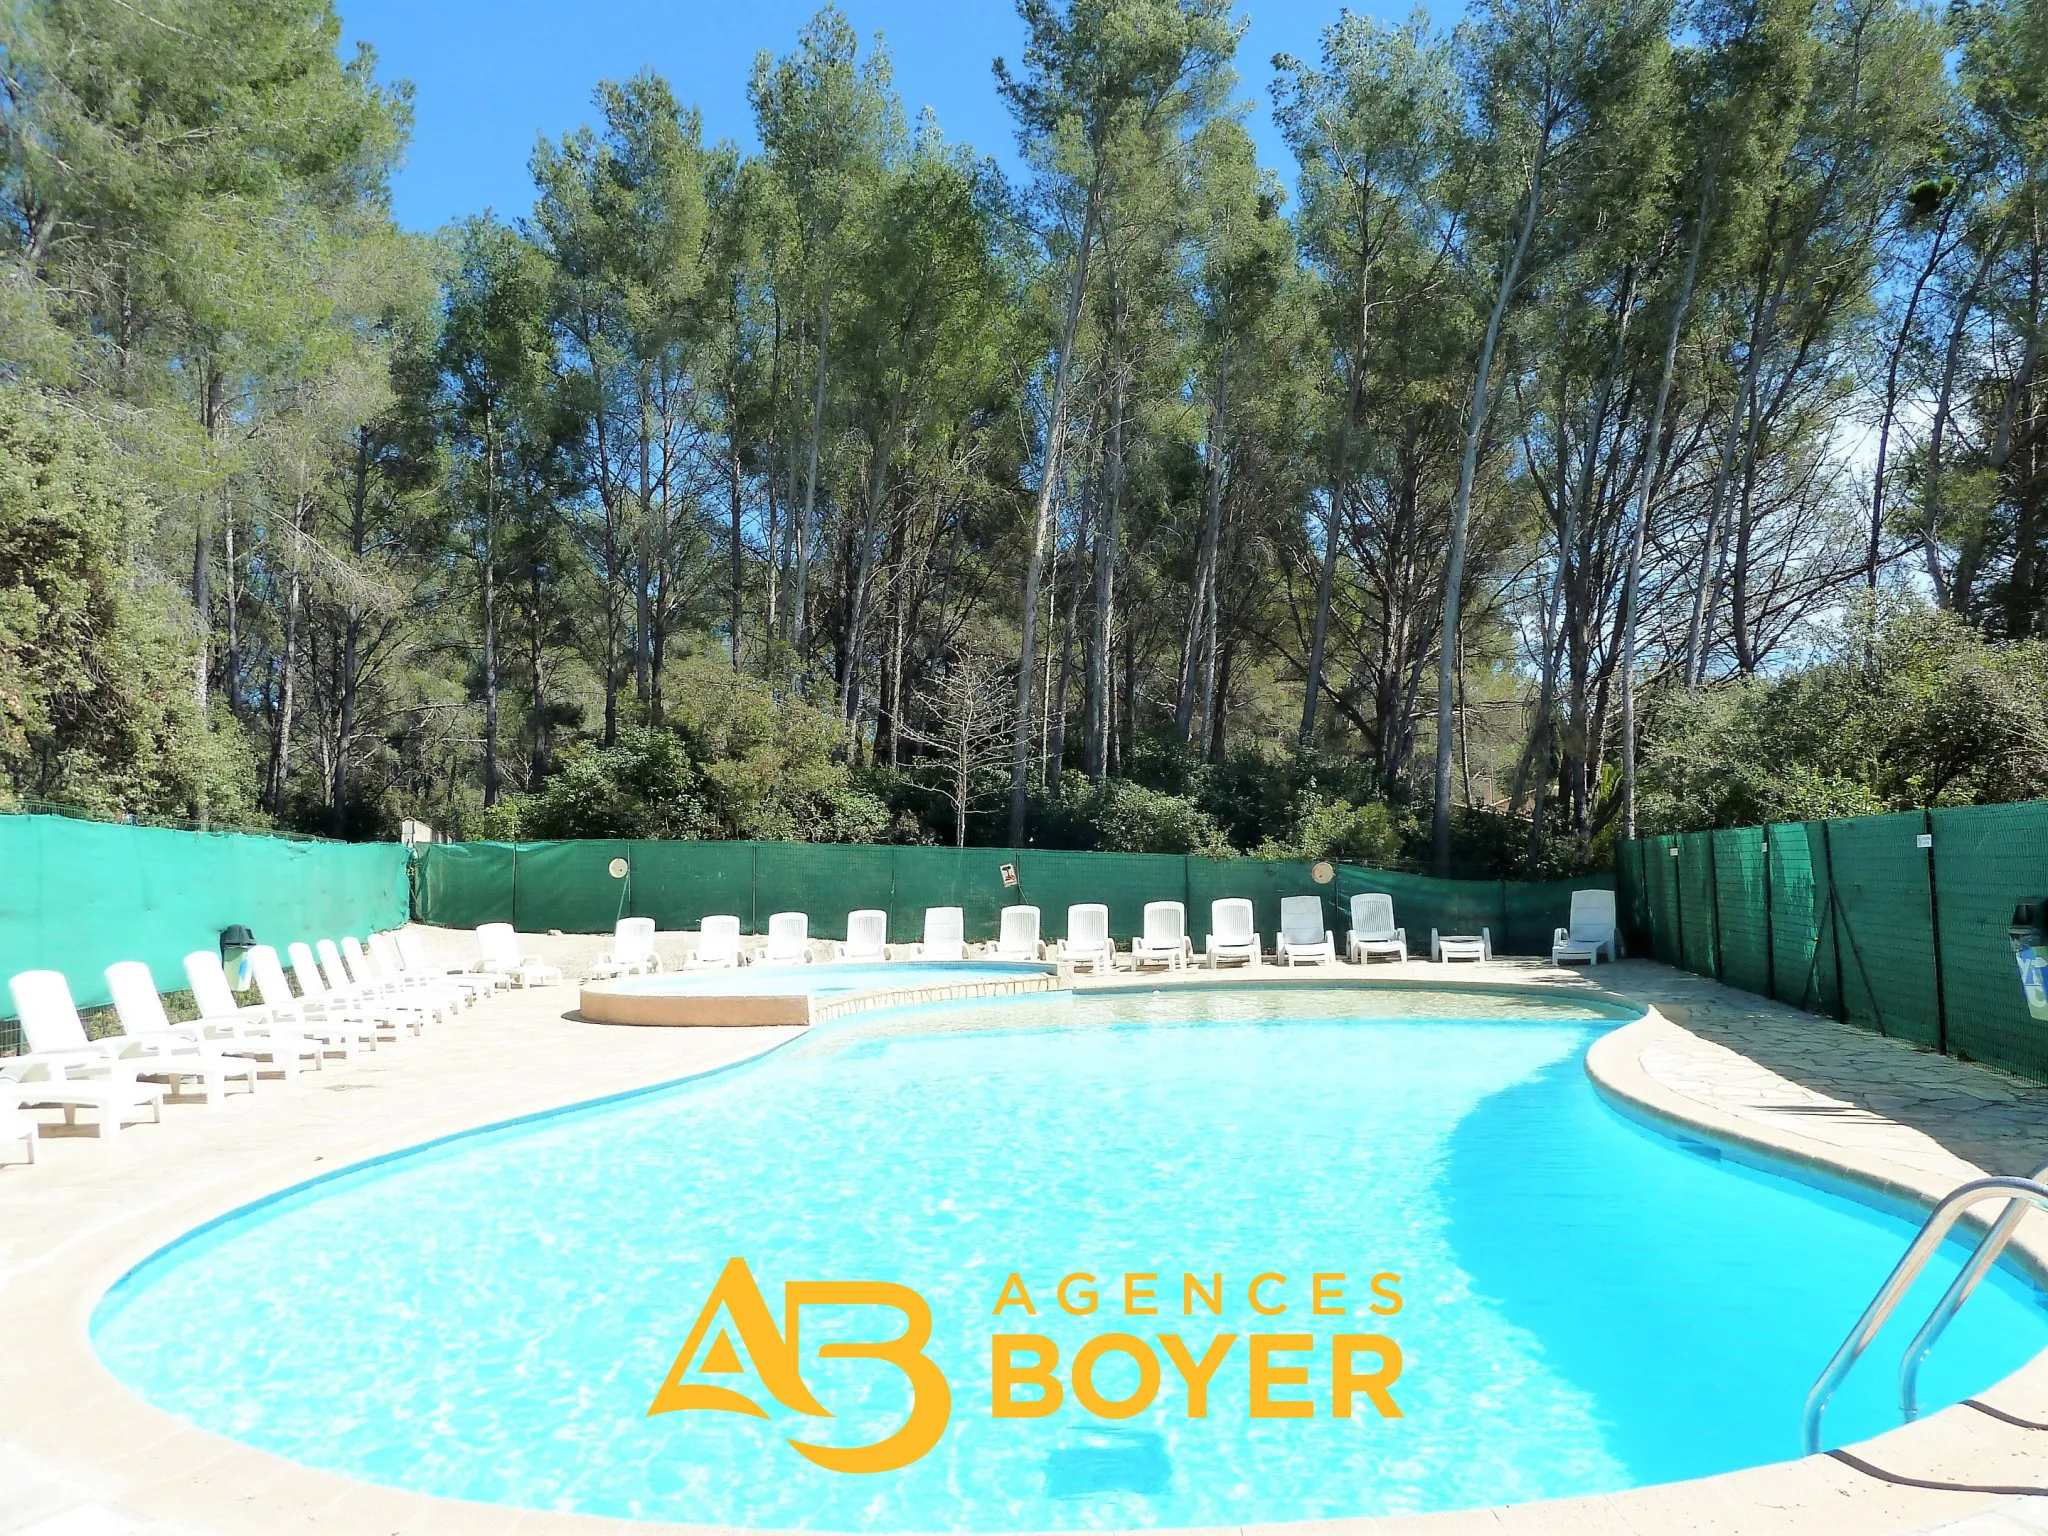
left=92, top=986, right=2048, bottom=1530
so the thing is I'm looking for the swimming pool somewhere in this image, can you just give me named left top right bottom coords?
left=91, top=986, right=2048, bottom=1530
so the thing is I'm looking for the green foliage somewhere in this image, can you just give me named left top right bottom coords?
left=1639, top=605, right=2048, bottom=830
left=1259, top=798, right=1405, bottom=865
left=0, top=386, right=257, bottom=818
left=517, top=663, right=890, bottom=843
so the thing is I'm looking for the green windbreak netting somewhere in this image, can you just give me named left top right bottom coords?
left=513, top=839, right=632, bottom=934
left=1712, top=827, right=1771, bottom=996
left=1018, top=850, right=1185, bottom=945
left=1641, top=837, right=1681, bottom=964
left=630, top=841, right=758, bottom=931
left=1931, top=803, right=2048, bottom=1080
left=1617, top=841, right=1650, bottom=952
left=887, top=846, right=1019, bottom=943
left=754, top=843, right=896, bottom=942
left=1676, top=834, right=1717, bottom=977
left=1766, top=822, right=1838, bottom=1017
left=1623, top=798, right=2048, bottom=1083
left=414, top=842, right=516, bottom=927
left=411, top=839, right=1599, bottom=956
left=0, top=815, right=410, bottom=1037
left=1827, top=812, right=1941, bottom=1047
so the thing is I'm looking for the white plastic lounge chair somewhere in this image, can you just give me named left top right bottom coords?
left=1432, top=928, right=1491, bottom=962
left=319, top=938, right=434, bottom=1031
left=20, top=966, right=255, bottom=1103
left=1552, top=890, right=1619, bottom=966
left=1276, top=896, right=1337, bottom=967
left=989, top=906, right=1043, bottom=962
left=182, top=950, right=326, bottom=1075
left=0, top=1081, right=37, bottom=1164
left=0, top=1054, right=161, bottom=1139
left=687, top=916, right=744, bottom=970
left=103, top=961, right=260, bottom=1101
left=911, top=907, right=966, bottom=962
left=293, top=942, right=417, bottom=1041
left=344, top=936, right=452, bottom=1023
left=1130, top=902, right=1192, bottom=971
left=248, top=945, right=380, bottom=1054
left=4, top=971, right=171, bottom=1135
left=1347, top=893, right=1409, bottom=964
left=1056, top=904, right=1115, bottom=973
left=389, top=929, right=498, bottom=1000
left=833, top=910, right=888, bottom=963
left=472, top=922, right=563, bottom=987
left=1205, top=898, right=1262, bottom=968
left=589, top=917, right=661, bottom=980
left=758, top=912, right=810, bottom=965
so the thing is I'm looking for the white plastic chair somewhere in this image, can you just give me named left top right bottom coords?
left=1348, top=893, right=1409, bottom=964
left=248, top=945, right=380, bottom=1054
left=182, top=950, right=326, bottom=1075
left=1056, top=904, right=1115, bottom=973
left=989, top=906, right=1042, bottom=961
left=687, top=916, right=744, bottom=970
left=293, top=942, right=416, bottom=1042
left=1553, top=890, right=1619, bottom=966
left=4, top=970, right=166, bottom=1137
left=589, top=917, right=660, bottom=980
left=345, top=935, right=455, bottom=1022
left=758, top=912, right=810, bottom=965
left=392, top=929, right=498, bottom=999
left=1432, top=928, right=1492, bottom=962
left=1130, top=902, right=1191, bottom=970
left=913, top=907, right=966, bottom=961
left=1276, top=896, right=1336, bottom=966
left=320, top=938, right=434, bottom=1031
left=1205, top=898, right=1262, bottom=968
left=104, top=961, right=259, bottom=1101
left=475, top=923, right=563, bottom=987
left=834, top=910, right=888, bottom=963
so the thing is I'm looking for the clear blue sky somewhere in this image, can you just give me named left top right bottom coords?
left=336, top=0, right=1442, bottom=233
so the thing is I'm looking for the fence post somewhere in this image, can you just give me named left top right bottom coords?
left=1673, top=841, right=1687, bottom=972
left=1705, top=832, right=1724, bottom=982
left=1924, top=809, right=1950, bottom=1057
left=1762, top=829, right=1776, bottom=1002
left=1820, top=820, right=1849, bottom=1027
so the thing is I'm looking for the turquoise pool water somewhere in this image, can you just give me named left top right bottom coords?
left=92, top=987, right=2048, bottom=1530
left=611, top=960, right=1053, bottom=997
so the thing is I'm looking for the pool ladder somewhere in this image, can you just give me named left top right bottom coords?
left=1803, top=1166, right=2048, bottom=1454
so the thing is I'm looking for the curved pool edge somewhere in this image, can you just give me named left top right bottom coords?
left=14, top=964, right=2048, bottom=1536
left=578, top=963, right=1062, bottom=1027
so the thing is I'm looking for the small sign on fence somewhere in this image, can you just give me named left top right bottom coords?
left=998, top=863, right=1018, bottom=889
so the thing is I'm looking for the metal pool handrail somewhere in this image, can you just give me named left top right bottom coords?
left=1899, top=1158, right=2048, bottom=1423
left=1804, top=1174, right=2048, bottom=1455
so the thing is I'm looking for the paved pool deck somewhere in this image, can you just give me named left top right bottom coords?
left=3, top=933, right=2047, bottom=1536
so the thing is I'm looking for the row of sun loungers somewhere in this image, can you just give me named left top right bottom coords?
left=1, top=929, right=506, bottom=1164
left=566, top=891, right=1618, bottom=975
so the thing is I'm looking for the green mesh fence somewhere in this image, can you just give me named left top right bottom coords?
left=1, top=814, right=411, bottom=1045
left=1712, top=827, right=1771, bottom=997
left=1677, top=833, right=1718, bottom=976
left=412, top=840, right=1611, bottom=958
left=1622, top=798, right=2048, bottom=1084
left=1931, top=802, right=2048, bottom=1079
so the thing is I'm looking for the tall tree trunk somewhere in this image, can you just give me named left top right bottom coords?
left=793, top=295, right=831, bottom=672
left=1622, top=172, right=1713, bottom=835
left=482, top=411, right=501, bottom=807
left=1177, top=351, right=1230, bottom=743
left=730, top=423, right=745, bottom=670
left=191, top=365, right=224, bottom=710
left=1867, top=199, right=1958, bottom=586
left=1007, top=177, right=1102, bottom=845
left=1083, top=353, right=1124, bottom=781
left=1924, top=230, right=2006, bottom=609
left=1433, top=127, right=1548, bottom=875
left=330, top=431, right=369, bottom=834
